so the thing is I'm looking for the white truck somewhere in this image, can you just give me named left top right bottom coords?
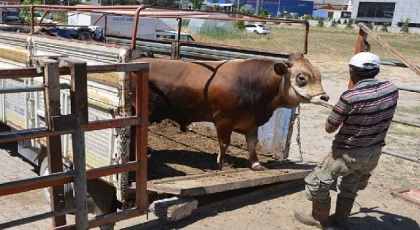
left=68, top=13, right=195, bottom=41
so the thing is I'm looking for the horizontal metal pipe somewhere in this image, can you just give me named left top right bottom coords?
left=0, top=170, right=74, bottom=196
left=398, top=86, right=420, bottom=93
left=0, top=83, right=70, bottom=94
left=86, top=161, right=140, bottom=180
left=392, top=119, right=420, bottom=128
left=311, top=101, right=420, bottom=128
left=381, top=61, right=411, bottom=68
left=0, top=115, right=142, bottom=143
left=0, top=128, right=70, bottom=144
left=382, top=150, right=420, bottom=164
left=0, top=162, right=140, bottom=196
left=0, top=4, right=308, bottom=25
left=0, top=63, right=149, bottom=79
left=85, top=116, right=142, bottom=132
left=0, top=207, right=76, bottom=229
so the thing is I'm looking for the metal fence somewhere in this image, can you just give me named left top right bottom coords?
left=0, top=57, right=150, bottom=229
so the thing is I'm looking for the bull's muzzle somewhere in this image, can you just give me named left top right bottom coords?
left=320, top=94, right=330, bottom=102
left=310, top=94, right=334, bottom=109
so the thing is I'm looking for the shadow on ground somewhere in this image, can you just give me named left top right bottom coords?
left=121, top=184, right=306, bottom=230
left=0, top=124, right=38, bottom=174
left=348, top=205, right=420, bottom=230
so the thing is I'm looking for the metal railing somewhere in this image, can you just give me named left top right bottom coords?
left=0, top=4, right=309, bottom=59
left=0, top=57, right=149, bottom=229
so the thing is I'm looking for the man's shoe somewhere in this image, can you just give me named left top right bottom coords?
left=294, top=200, right=331, bottom=229
left=328, top=196, right=355, bottom=230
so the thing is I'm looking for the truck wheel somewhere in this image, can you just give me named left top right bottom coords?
left=39, top=158, right=74, bottom=206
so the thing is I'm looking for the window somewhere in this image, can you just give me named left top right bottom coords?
left=357, top=2, right=395, bottom=19
left=180, top=35, right=195, bottom=41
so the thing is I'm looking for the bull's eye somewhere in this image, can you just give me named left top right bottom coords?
left=296, top=74, right=308, bottom=87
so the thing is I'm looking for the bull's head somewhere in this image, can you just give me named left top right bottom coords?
left=273, top=55, right=329, bottom=108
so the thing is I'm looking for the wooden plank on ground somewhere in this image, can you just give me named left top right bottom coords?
left=391, top=187, right=420, bottom=208
left=145, top=163, right=312, bottom=196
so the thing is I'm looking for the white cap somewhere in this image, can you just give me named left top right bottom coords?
left=349, top=52, right=381, bottom=70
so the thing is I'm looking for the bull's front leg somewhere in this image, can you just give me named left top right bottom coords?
left=214, top=119, right=233, bottom=170
left=245, top=129, right=266, bottom=171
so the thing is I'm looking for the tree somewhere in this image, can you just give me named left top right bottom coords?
left=381, top=22, right=390, bottom=32
left=260, top=9, right=268, bottom=18
left=189, top=0, right=204, bottom=10
left=259, top=8, right=268, bottom=23
left=234, top=15, right=245, bottom=31
left=401, top=18, right=410, bottom=33
left=240, top=4, right=255, bottom=15
left=142, top=0, right=178, bottom=8
left=317, top=18, right=324, bottom=27
left=22, top=0, right=42, bottom=4
left=330, top=19, right=337, bottom=27
left=345, top=19, right=353, bottom=29
left=337, top=18, right=341, bottom=24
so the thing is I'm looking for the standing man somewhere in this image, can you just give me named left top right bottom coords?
left=294, top=52, right=399, bottom=229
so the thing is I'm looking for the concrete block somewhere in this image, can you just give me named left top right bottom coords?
left=150, top=196, right=198, bottom=222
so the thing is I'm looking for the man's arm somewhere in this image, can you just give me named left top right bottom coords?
left=325, top=96, right=351, bottom=133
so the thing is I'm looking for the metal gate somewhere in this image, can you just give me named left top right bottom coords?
left=0, top=57, right=149, bottom=229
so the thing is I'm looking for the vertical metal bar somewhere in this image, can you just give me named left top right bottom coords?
left=131, top=6, right=146, bottom=49
left=67, top=59, right=89, bottom=229
left=0, top=79, right=4, bottom=122
left=350, top=28, right=367, bottom=89
left=176, top=18, right=182, bottom=60
left=354, top=28, right=366, bottom=54
left=304, top=21, right=309, bottom=54
left=171, top=41, right=178, bottom=60
left=104, top=15, right=108, bottom=36
left=135, top=70, right=148, bottom=211
left=30, top=5, right=35, bottom=35
left=43, top=60, right=67, bottom=227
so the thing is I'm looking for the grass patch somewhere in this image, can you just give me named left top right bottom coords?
left=387, top=123, right=420, bottom=137
left=190, top=24, right=420, bottom=64
left=397, top=106, right=420, bottom=114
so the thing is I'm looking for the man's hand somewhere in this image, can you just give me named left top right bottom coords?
left=325, top=121, right=338, bottom=133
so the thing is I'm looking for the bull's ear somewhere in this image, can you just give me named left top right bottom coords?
left=274, top=61, right=293, bottom=76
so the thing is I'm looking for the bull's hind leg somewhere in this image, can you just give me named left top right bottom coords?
left=214, top=119, right=233, bottom=170
left=245, top=129, right=266, bottom=171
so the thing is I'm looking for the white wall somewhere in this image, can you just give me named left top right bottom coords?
left=352, top=0, right=420, bottom=26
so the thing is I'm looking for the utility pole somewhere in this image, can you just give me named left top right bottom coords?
left=255, top=0, right=260, bottom=16
left=277, top=0, right=281, bottom=17
left=236, top=0, right=240, bottom=17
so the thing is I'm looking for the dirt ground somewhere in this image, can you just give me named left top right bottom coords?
left=0, top=61, right=419, bottom=230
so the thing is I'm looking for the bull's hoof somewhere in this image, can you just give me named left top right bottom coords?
left=251, top=162, right=267, bottom=171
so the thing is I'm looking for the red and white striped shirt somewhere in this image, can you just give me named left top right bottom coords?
left=327, top=79, right=399, bottom=149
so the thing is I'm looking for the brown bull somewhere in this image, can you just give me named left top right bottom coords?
left=131, top=56, right=328, bottom=170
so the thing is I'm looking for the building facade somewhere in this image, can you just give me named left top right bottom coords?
left=241, top=0, right=314, bottom=16
left=351, top=0, right=420, bottom=27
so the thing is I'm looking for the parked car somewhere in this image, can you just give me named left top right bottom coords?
left=2, top=8, right=25, bottom=24
left=245, top=24, right=271, bottom=35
